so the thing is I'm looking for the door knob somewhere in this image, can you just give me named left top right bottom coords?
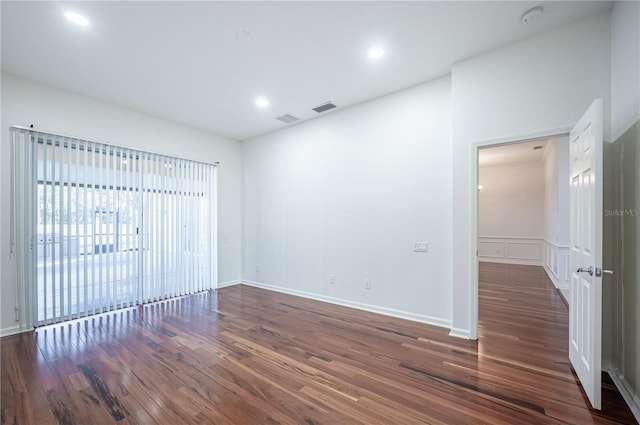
left=595, top=267, right=613, bottom=277
left=577, top=266, right=593, bottom=276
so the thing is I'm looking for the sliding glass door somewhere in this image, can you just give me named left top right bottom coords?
left=11, top=127, right=217, bottom=327
left=139, top=154, right=216, bottom=304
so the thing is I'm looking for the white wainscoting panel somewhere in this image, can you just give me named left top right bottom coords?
left=542, top=240, right=570, bottom=300
left=478, top=240, right=505, bottom=258
left=478, top=237, right=542, bottom=265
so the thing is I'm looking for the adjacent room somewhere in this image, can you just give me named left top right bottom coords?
left=477, top=137, right=570, bottom=298
left=1, top=1, right=639, bottom=424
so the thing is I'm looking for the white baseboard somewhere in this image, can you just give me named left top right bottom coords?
left=449, top=327, right=471, bottom=339
left=543, top=264, right=561, bottom=289
left=0, top=325, right=32, bottom=338
left=217, top=280, right=241, bottom=289
left=608, top=367, right=640, bottom=423
left=240, top=279, right=452, bottom=331
left=542, top=264, right=570, bottom=305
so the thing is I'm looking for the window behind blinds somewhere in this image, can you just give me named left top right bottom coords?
left=10, top=127, right=217, bottom=327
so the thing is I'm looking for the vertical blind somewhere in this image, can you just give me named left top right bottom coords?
left=10, top=127, right=218, bottom=327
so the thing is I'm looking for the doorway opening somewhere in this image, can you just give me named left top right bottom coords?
left=476, top=135, right=571, bottom=304
left=469, top=129, right=571, bottom=340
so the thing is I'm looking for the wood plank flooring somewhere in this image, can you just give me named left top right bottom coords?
left=1, top=262, right=637, bottom=424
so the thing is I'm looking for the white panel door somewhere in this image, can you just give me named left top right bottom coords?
left=569, top=98, right=603, bottom=410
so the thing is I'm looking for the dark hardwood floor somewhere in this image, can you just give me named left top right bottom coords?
left=1, top=263, right=637, bottom=424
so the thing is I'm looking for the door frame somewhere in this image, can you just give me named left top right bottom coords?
left=469, top=126, right=571, bottom=339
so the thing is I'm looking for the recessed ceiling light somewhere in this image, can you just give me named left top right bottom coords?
left=368, top=47, right=385, bottom=60
left=65, top=11, right=90, bottom=27
left=255, top=98, right=270, bottom=109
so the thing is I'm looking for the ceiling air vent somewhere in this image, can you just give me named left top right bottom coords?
left=313, top=102, right=337, bottom=113
left=276, top=114, right=299, bottom=124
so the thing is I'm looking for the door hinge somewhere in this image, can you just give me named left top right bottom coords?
left=15, top=306, right=20, bottom=322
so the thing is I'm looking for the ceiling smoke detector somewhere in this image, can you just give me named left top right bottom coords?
left=521, top=6, right=543, bottom=24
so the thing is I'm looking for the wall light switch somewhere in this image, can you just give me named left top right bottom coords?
left=364, top=279, right=371, bottom=289
left=414, top=241, right=429, bottom=252
left=329, top=274, right=335, bottom=284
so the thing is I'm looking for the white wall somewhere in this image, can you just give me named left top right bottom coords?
left=0, top=73, right=243, bottom=335
left=479, top=163, right=544, bottom=238
left=542, top=137, right=570, bottom=295
left=451, top=12, right=611, bottom=336
left=242, top=77, right=453, bottom=328
left=543, top=138, right=570, bottom=246
left=477, top=162, right=544, bottom=266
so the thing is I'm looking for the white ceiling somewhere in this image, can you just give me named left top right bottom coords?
left=1, top=1, right=612, bottom=141
left=479, top=139, right=549, bottom=167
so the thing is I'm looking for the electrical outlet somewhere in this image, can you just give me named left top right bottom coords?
left=364, top=279, right=371, bottom=289
left=329, top=274, right=335, bottom=284
left=256, top=264, right=261, bottom=272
